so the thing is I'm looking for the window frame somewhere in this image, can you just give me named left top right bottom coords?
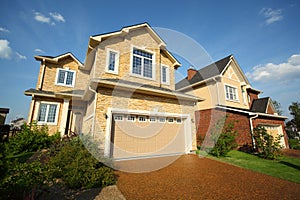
left=105, top=48, right=120, bottom=74
left=55, top=68, right=76, bottom=87
left=130, top=45, right=156, bottom=81
left=161, top=64, right=170, bottom=85
left=37, top=101, right=60, bottom=125
left=126, top=115, right=136, bottom=122
left=167, top=118, right=174, bottom=123
left=149, top=116, right=156, bottom=123
left=176, top=118, right=182, bottom=124
left=114, top=115, right=124, bottom=121
left=225, top=85, right=239, bottom=102
left=138, top=116, right=147, bottom=122
left=158, top=117, right=166, bottom=123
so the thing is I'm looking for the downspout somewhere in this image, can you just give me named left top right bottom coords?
left=38, top=59, right=46, bottom=90
left=88, top=85, right=97, bottom=137
left=249, top=114, right=258, bottom=149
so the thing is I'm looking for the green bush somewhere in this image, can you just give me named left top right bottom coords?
left=253, top=126, right=282, bottom=159
left=209, top=118, right=238, bottom=157
left=47, top=137, right=116, bottom=189
left=289, top=139, right=300, bottom=150
left=5, top=123, right=59, bottom=155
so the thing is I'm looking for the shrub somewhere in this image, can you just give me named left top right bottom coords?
left=253, top=126, right=282, bottom=159
left=209, top=117, right=238, bottom=157
left=5, top=123, right=59, bottom=155
left=289, top=139, right=300, bottom=150
left=47, top=137, right=116, bottom=189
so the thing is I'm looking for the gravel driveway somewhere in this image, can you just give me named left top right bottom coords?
left=115, top=154, right=300, bottom=199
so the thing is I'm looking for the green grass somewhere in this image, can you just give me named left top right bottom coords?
left=6, top=152, right=35, bottom=163
left=211, top=150, right=300, bottom=184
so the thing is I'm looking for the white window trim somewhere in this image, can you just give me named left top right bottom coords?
left=161, top=64, right=170, bottom=85
left=158, top=117, right=166, bottom=123
left=126, top=115, right=136, bottom=122
left=149, top=116, right=157, bottom=123
left=167, top=118, right=174, bottom=123
left=130, top=45, right=156, bottom=81
left=224, top=84, right=239, bottom=102
left=114, top=115, right=124, bottom=121
left=176, top=118, right=182, bottom=124
left=105, top=48, right=120, bottom=75
left=55, top=68, right=76, bottom=87
left=138, top=116, right=147, bottom=122
left=37, top=101, right=60, bottom=125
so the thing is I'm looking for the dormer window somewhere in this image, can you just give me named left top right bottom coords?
left=131, top=47, right=155, bottom=79
left=161, top=65, right=170, bottom=85
left=225, top=85, right=238, bottom=101
left=56, top=68, right=76, bottom=87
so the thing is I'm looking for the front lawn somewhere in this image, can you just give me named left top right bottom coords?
left=210, top=150, right=300, bottom=184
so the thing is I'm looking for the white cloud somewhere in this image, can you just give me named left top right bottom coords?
left=246, top=54, right=300, bottom=82
left=260, top=8, right=283, bottom=25
left=16, top=52, right=26, bottom=60
left=34, top=48, right=44, bottom=53
left=0, top=39, right=12, bottom=59
left=49, top=12, right=65, bottom=23
left=34, top=11, right=65, bottom=25
left=0, top=27, right=10, bottom=33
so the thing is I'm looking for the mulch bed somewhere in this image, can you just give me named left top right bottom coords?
left=116, top=154, right=300, bottom=199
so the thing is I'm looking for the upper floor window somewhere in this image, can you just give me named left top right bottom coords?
left=225, top=85, right=238, bottom=101
left=131, top=48, right=154, bottom=79
left=106, top=49, right=119, bottom=74
left=161, top=65, right=170, bottom=85
left=38, top=102, right=59, bottom=125
left=56, top=68, right=76, bottom=87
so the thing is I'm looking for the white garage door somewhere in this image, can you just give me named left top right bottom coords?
left=262, top=125, right=286, bottom=148
left=111, top=114, right=186, bottom=160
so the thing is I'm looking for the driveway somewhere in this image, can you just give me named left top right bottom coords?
left=115, top=154, right=300, bottom=199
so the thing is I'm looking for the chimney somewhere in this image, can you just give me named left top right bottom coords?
left=187, top=66, right=197, bottom=80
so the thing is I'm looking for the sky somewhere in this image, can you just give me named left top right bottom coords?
left=0, top=0, right=299, bottom=122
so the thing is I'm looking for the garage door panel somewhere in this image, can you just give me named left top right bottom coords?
left=112, top=114, right=186, bottom=159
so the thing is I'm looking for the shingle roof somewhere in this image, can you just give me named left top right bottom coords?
left=250, top=97, right=270, bottom=113
left=175, top=55, right=232, bottom=90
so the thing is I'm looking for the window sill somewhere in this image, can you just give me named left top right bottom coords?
left=225, top=99, right=240, bottom=103
left=130, top=73, right=156, bottom=81
left=55, top=83, right=74, bottom=88
left=37, top=122, right=58, bottom=126
left=105, top=71, right=119, bottom=75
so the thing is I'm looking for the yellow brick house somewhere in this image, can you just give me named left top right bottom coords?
left=25, top=23, right=202, bottom=160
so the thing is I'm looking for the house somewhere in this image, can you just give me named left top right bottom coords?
left=10, top=117, right=27, bottom=130
left=25, top=23, right=202, bottom=160
left=176, top=55, right=289, bottom=149
left=0, top=108, right=9, bottom=125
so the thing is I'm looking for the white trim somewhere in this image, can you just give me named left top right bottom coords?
left=158, top=117, right=166, bottom=123
left=104, top=107, right=113, bottom=157
left=105, top=48, right=120, bottom=75
left=36, top=101, right=60, bottom=126
left=161, top=64, right=170, bottom=85
left=114, top=115, right=124, bottom=121
left=149, top=116, right=157, bottom=123
left=55, top=68, right=76, bottom=87
left=59, top=99, right=70, bottom=136
left=138, top=116, right=147, bottom=122
left=130, top=45, right=156, bottom=81
left=126, top=115, right=136, bottom=122
left=224, top=84, right=239, bottom=102
left=176, top=118, right=182, bottom=124
left=167, top=117, right=174, bottom=123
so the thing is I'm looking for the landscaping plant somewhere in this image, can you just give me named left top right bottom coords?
left=209, top=117, right=238, bottom=157
left=253, top=126, right=282, bottom=159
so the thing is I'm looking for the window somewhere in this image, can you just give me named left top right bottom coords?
left=159, top=117, right=166, bottom=123
left=149, top=117, right=156, bottom=122
left=38, top=103, right=59, bottom=124
left=225, top=85, right=238, bottom=101
left=127, top=115, right=135, bottom=122
left=114, top=115, right=123, bottom=121
left=138, top=116, right=146, bottom=122
left=161, top=65, right=170, bottom=84
left=176, top=118, right=182, bottom=124
left=56, top=68, right=76, bottom=87
left=131, top=48, right=154, bottom=79
left=167, top=118, right=174, bottom=123
left=106, top=49, right=119, bottom=74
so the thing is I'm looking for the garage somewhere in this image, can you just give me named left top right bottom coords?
left=109, top=112, right=188, bottom=160
left=261, top=124, right=286, bottom=148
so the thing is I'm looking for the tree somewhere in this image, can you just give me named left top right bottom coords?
left=272, top=100, right=283, bottom=115
left=286, top=102, right=300, bottom=140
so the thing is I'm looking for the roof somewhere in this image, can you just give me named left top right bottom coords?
left=35, top=52, right=83, bottom=66
left=175, top=55, right=232, bottom=90
left=0, top=108, right=9, bottom=114
left=24, top=88, right=84, bottom=98
left=89, top=78, right=203, bottom=102
left=250, top=97, right=271, bottom=113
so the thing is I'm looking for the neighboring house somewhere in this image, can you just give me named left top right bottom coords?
left=176, top=55, right=289, bottom=149
left=25, top=23, right=202, bottom=160
left=0, top=108, right=9, bottom=125
left=10, top=117, right=27, bottom=130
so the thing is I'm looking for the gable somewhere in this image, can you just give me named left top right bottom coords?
left=221, top=57, right=249, bottom=84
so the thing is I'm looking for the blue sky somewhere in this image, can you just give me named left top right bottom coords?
left=0, top=0, right=299, bottom=122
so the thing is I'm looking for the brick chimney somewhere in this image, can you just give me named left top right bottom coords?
left=187, top=66, right=197, bottom=80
